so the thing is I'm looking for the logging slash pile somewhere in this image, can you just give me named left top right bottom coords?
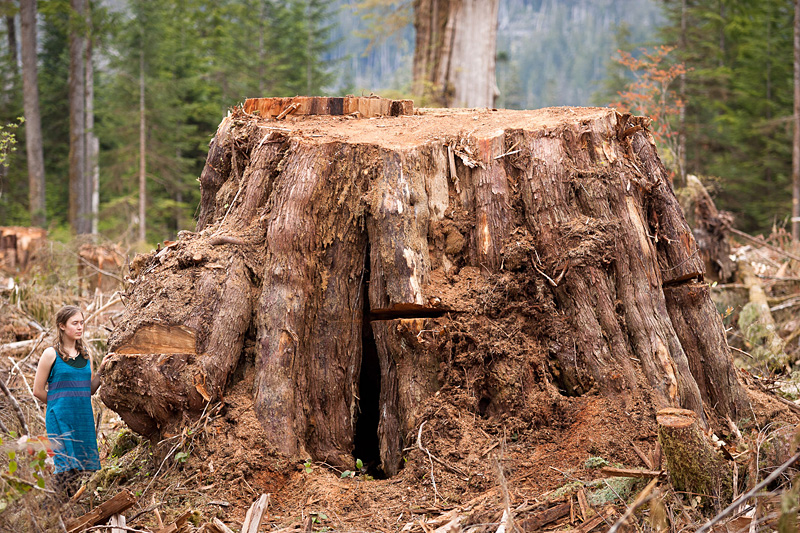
left=1, top=99, right=799, bottom=532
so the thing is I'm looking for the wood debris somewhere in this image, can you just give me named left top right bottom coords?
left=65, top=489, right=136, bottom=533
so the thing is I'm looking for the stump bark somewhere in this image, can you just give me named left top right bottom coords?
left=100, top=103, right=751, bottom=475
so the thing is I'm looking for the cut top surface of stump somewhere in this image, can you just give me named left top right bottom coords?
left=238, top=104, right=618, bottom=148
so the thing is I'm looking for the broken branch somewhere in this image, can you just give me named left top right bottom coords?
left=597, top=466, right=665, bottom=478
left=0, top=379, right=29, bottom=435
left=66, top=490, right=137, bottom=533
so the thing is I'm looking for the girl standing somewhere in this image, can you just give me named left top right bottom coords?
left=33, top=305, right=103, bottom=498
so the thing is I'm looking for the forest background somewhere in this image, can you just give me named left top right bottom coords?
left=0, top=0, right=794, bottom=246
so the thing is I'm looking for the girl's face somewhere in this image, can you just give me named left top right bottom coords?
left=60, top=312, right=84, bottom=342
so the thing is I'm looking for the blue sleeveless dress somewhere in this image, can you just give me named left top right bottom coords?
left=46, top=351, right=100, bottom=473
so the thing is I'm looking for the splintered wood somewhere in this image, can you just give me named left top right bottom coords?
left=65, top=489, right=136, bottom=533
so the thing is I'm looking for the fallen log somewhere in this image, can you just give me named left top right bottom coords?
left=737, top=261, right=788, bottom=370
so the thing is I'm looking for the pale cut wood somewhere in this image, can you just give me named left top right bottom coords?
left=737, top=261, right=788, bottom=369
left=597, top=466, right=665, bottom=478
left=65, top=490, right=137, bottom=533
left=0, top=338, right=39, bottom=353
left=155, top=510, right=192, bottom=533
left=242, top=493, right=270, bottom=533
left=576, top=489, right=589, bottom=522
left=113, top=324, right=197, bottom=355
left=243, top=96, right=413, bottom=119
left=109, top=513, right=126, bottom=533
left=206, top=518, right=235, bottom=533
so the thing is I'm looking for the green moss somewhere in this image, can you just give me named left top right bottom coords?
left=547, top=481, right=583, bottom=501
left=586, top=477, right=639, bottom=506
left=584, top=457, right=609, bottom=469
left=111, top=430, right=142, bottom=458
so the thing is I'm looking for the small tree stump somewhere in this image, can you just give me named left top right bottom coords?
left=0, top=226, right=47, bottom=272
left=657, top=408, right=732, bottom=508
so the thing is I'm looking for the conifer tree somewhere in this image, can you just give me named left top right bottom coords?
left=660, top=0, right=795, bottom=232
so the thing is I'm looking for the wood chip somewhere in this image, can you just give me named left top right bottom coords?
left=155, top=510, right=192, bottom=533
left=518, top=502, right=570, bottom=531
left=576, top=488, right=589, bottom=522
left=242, top=493, right=270, bottom=533
left=597, top=466, right=665, bottom=478
left=578, top=507, right=615, bottom=532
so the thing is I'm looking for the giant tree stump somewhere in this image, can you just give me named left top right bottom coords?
left=100, top=103, right=750, bottom=475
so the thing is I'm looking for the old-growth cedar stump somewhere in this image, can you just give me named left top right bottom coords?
left=100, top=104, right=750, bottom=476
left=657, top=408, right=732, bottom=507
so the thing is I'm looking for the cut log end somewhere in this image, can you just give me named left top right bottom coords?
left=655, top=407, right=697, bottom=429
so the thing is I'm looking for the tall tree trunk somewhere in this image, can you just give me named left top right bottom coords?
left=68, top=0, right=89, bottom=234
left=101, top=101, right=751, bottom=478
left=412, top=0, right=499, bottom=108
left=85, top=5, right=98, bottom=236
left=676, top=0, right=687, bottom=189
left=19, top=0, right=46, bottom=227
left=793, top=0, right=800, bottom=242
left=3, top=1, right=17, bottom=75
left=138, top=46, right=146, bottom=243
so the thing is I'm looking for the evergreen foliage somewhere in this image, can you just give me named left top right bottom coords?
left=0, top=0, right=334, bottom=243
left=660, top=0, right=795, bottom=233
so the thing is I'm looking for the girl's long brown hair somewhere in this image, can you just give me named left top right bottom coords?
left=54, top=305, right=87, bottom=358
